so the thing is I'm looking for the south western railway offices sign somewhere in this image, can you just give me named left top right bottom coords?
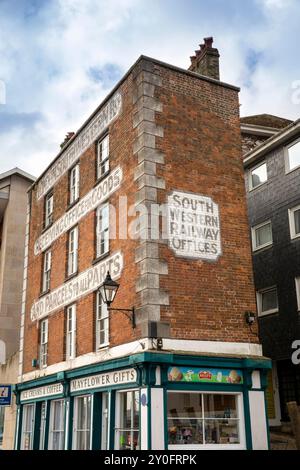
left=167, top=190, right=222, bottom=261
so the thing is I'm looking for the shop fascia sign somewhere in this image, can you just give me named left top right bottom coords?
left=30, top=251, right=123, bottom=322
left=36, top=91, right=122, bottom=201
left=20, top=383, right=63, bottom=403
left=70, top=368, right=137, bottom=393
left=34, top=166, right=123, bottom=256
left=167, top=190, right=222, bottom=261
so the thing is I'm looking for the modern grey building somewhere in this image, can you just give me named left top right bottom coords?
left=243, top=118, right=300, bottom=426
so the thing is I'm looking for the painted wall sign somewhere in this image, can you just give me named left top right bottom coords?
left=20, top=383, right=63, bottom=403
left=0, top=385, right=12, bottom=406
left=36, top=92, right=122, bottom=200
left=70, top=368, right=137, bottom=393
left=167, top=190, right=222, bottom=261
left=30, top=251, right=123, bottom=322
left=34, top=166, right=123, bottom=255
left=168, top=367, right=243, bottom=384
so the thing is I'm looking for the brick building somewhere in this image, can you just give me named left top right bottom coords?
left=243, top=118, right=300, bottom=427
left=15, top=39, right=270, bottom=450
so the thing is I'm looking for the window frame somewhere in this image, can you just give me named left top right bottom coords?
left=166, top=390, right=245, bottom=450
left=251, top=220, right=273, bottom=252
left=72, top=395, right=93, bottom=450
left=66, top=304, right=76, bottom=361
left=20, top=403, right=36, bottom=450
left=44, top=191, right=54, bottom=229
left=95, top=290, right=109, bottom=350
left=69, top=163, right=80, bottom=205
left=249, top=161, right=268, bottom=191
left=42, top=250, right=52, bottom=293
left=288, top=204, right=300, bottom=240
left=114, top=389, right=140, bottom=451
left=67, top=226, right=79, bottom=277
left=95, top=203, right=110, bottom=259
left=40, top=318, right=48, bottom=369
left=48, top=399, right=66, bottom=450
left=256, top=286, right=279, bottom=317
left=97, top=134, right=110, bottom=181
left=285, top=137, right=300, bottom=174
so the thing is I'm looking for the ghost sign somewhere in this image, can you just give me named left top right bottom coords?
left=167, top=190, right=222, bottom=261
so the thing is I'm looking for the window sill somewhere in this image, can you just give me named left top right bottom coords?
left=96, top=344, right=110, bottom=351
left=252, top=243, right=273, bottom=253
left=67, top=198, right=80, bottom=212
left=94, top=170, right=110, bottom=187
left=249, top=181, right=268, bottom=192
left=39, top=289, right=50, bottom=298
left=42, top=221, right=54, bottom=233
left=92, top=252, right=110, bottom=265
left=258, top=309, right=279, bottom=318
left=65, top=271, right=78, bottom=282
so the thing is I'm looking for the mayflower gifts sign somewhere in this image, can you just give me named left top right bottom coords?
left=167, top=190, right=221, bottom=261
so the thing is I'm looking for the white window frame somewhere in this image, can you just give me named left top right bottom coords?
left=97, top=134, right=109, bottom=180
left=96, top=291, right=109, bottom=349
left=285, top=137, right=300, bottom=174
left=288, top=204, right=300, bottom=240
left=295, top=278, right=300, bottom=312
left=72, top=395, right=93, bottom=450
left=39, top=401, right=47, bottom=450
left=96, top=203, right=109, bottom=258
left=69, top=163, right=80, bottom=204
left=48, top=399, right=65, bottom=450
left=249, top=161, right=268, bottom=191
left=40, top=318, right=48, bottom=368
left=21, top=403, right=36, bottom=450
left=68, top=226, right=79, bottom=276
left=114, top=389, right=140, bottom=450
left=251, top=220, right=273, bottom=252
left=45, top=192, right=54, bottom=228
left=42, top=250, right=51, bottom=293
left=167, top=391, right=246, bottom=451
left=66, top=304, right=76, bottom=360
left=256, top=286, right=279, bottom=317
left=101, top=392, right=110, bottom=450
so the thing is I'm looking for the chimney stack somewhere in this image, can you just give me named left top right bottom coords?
left=189, top=37, right=220, bottom=81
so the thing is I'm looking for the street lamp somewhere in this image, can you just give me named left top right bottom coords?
left=99, top=272, right=136, bottom=328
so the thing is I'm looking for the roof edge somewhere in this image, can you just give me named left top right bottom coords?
left=0, top=167, right=36, bottom=183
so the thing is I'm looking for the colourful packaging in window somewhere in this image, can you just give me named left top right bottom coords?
left=167, top=367, right=243, bottom=384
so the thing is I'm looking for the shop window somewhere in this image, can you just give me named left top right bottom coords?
left=167, top=392, right=242, bottom=448
left=44, top=192, right=53, bottom=229
left=21, top=404, right=35, bottom=450
left=69, top=164, right=80, bottom=204
left=96, top=291, right=109, bottom=349
left=39, top=402, right=47, bottom=450
left=67, top=226, right=78, bottom=277
left=42, top=250, right=51, bottom=293
left=66, top=304, right=76, bottom=360
left=251, top=221, right=273, bottom=251
left=257, top=287, right=278, bottom=317
left=285, top=139, right=300, bottom=173
left=101, top=392, right=110, bottom=450
left=249, top=162, right=267, bottom=190
left=48, top=400, right=65, bottom=450
left=40, top=319, right=48, bottom=368
left=97, top=135, right=109, bottom=180
left=115, top=390, right=140, bottom=450
left=96, top=204, right=109, bottom=258
left=289, top=205, right=300, bottom=240
left=72, top=395, right=92, bottom=450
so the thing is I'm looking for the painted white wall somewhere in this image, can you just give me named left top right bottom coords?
left=252, top=370, right=261, bottom=389
left=151, top=388, right=165, bottom=450
left=140, top=388, right=148, bottom=450
left=249, top=390, right=269, bottom=450
left=0, top=339, right=5, bottom=363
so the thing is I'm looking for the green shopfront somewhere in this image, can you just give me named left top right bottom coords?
left=14, top=352, right=271, bottom=450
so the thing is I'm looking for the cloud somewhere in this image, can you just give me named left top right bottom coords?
left=0, top=0, right=299, bottom=176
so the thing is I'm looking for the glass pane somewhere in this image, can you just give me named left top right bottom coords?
left=204, top=419, right=240, bottom=444
left=76, top=430, right=91, bottom=450
left=167, top=393, right=203, bottom=419
left=118, top=431, right=139, bottom=450
left=101, top=393, right=109, bottom=450
left=261, top=289, right=278, bottom=312
left=251, top=163, right=267, bottom=188
left=168, top=418, right=204, bottom=445
left=203, top=394, right=238, bottom=419
left=288, top=141, right=300, bottom=170
left=294, top=209, right=300, bottom=235
left=255, top=223, right=272, bottom=247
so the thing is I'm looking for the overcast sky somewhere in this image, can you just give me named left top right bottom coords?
left=0, top=0, right=299, bottom=177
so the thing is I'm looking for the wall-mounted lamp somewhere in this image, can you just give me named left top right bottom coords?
left=245, top=311, right=256, bottom=325
left=99, top=272, right=136, bottom=329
